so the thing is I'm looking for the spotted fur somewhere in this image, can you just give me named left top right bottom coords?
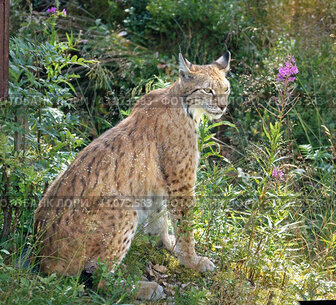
left=34, top=51, right=231, bottom=275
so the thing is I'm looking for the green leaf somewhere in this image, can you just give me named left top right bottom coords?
left=58, top=80, right=77, bottom=95
left=70, top=55, right=78, bottom=62
left=0, top=249, right=10, bottom=255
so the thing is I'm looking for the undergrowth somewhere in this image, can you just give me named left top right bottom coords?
left=1, top=0, right=336, bottom=304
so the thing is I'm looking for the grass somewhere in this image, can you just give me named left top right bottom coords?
left=1, top=117, right=336, bottom=304
left=2, top=1, right=336, bottom=303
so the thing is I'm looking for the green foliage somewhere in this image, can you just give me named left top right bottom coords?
left=198, top=116, right=237, bottom=161
left=1, top=0, right=336, bottom=304
left=90, top=259, right=140, bottom=303
left=124, top=0, right=252, bottom=61
left=0, top=17, right=92, bottom=241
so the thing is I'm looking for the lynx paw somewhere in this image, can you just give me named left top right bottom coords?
left=160, top=234, right=176, bottom=252
left=179, top=255, right=215, bottom=272
left=196, top=256, right=215, bottom=272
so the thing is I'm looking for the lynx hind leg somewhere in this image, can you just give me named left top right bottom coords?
left=82, top=198, right=138, bottom=274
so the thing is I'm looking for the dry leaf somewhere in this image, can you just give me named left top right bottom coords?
left=153, top=264, right=168, bottom=273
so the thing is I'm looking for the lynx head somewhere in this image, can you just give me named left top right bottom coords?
left=178, top=51, right=231, bottom=122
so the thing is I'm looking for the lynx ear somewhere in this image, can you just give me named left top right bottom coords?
left=179, top=53, right=194, bottom=80
left=213, top=51, right=231, bottom=72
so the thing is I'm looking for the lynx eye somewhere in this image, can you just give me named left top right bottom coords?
left=201, top=88, right=214, bottom=95
left=224, top=87, right=230, bottom=93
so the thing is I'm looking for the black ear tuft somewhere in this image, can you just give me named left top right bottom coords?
left=213, top=51, right=231, bottom=72
left=179, top=53, right=194, bottom=80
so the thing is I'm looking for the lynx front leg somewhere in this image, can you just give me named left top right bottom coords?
left=144, top=212, right=176, bottom=252
left=168, top=190, right=215, bottom=272
left=158, top=211, right=176, bottom=252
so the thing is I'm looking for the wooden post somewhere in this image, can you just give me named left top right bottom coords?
left=0, top=0, right=10, bottom=101
left=0, top=0, right=10, bottom=241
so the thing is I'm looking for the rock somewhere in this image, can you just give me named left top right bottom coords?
left=135, top=281, right=166, bottom=300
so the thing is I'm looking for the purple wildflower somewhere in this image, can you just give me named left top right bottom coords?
left=272, top=167, right=284, bottom=180
left=276, top=56, right=299, bottom=83
left=46, top=6, right=57, bottom=14
left=62, top=9, right=67, bottom=16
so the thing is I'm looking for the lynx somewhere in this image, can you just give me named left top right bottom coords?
left=34, top=51, right=231, bottom=298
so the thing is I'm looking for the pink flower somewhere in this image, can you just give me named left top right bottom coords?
left=46, top=6, right=57, bottom=14
left=272, top=167, right=284, bottom=180
left=62, top=9, right=67, bottom=16
left=276, top=56, right=299, bottom=83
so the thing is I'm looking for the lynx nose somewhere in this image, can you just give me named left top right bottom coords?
left=216, top=95, right=228, bottom=112
left=218, top=104, right=227, bottom=112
